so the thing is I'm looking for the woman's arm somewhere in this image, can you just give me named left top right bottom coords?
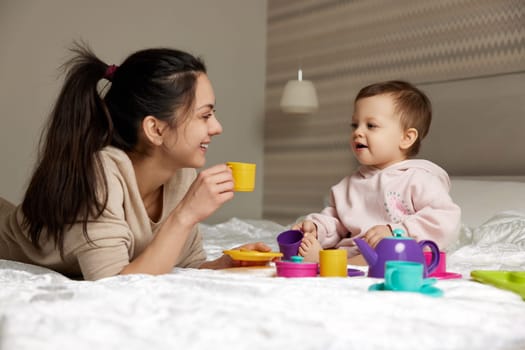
left=119, top=208, right=197, bottom=275
left=120, top=164, right=234, bottom=275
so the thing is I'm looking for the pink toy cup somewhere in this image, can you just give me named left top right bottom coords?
left=424, top=251, right=446, bottom=275
left=277, top=230, right=303, bottom=260
left=424, top=251, right=462, bottom=279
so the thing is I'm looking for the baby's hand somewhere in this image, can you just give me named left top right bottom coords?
left=364, top=225, right=392, bottom=248
left=292, top=220, right=318, bottom=238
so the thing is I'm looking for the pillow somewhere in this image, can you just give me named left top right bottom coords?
left=450, top=177, right=525, bottom=227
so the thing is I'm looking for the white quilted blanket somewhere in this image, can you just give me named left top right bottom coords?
left=1, top=212, right=525, bottom=350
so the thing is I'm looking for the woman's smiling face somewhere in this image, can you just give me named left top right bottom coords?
left=162, top=73, right=223, bottom=170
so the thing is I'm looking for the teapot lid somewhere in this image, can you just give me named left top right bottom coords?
left=290, top=255, right=304, bottom=263
left=385, top=228, right=412, bottom=240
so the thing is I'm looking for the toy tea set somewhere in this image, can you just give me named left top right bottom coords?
left=224, top=229, right=365, bottom=277
left=225, top=228, right=525, bottom=300
left=274, top=229, right=366, bottom=277
left=354, top=229, right=525, bottom=301
left=221, top=165, right=523, bottom=299
left=224, top=228, right=461, bottom=296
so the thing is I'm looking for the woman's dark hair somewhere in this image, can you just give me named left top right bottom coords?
left=355, top=80, right=432, bottom=156
left=22, top=42, right=206, bottom=257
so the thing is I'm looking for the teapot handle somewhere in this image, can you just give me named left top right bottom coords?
left=419, top=240, right=440, bottom=275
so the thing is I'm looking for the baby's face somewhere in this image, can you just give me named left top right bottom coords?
left=350, top=94, right=407, bottom=169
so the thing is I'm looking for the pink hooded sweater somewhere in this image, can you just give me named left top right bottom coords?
left=306, top=159, right=461, bottom=257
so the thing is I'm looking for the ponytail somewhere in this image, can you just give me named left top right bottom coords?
left=22, top=42, right=112, bottom=257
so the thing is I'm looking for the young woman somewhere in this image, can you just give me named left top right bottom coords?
left=0, top=43, right=269, bottom=280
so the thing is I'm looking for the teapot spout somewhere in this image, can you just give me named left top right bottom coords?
left=354, top=238, right=378, bottom=267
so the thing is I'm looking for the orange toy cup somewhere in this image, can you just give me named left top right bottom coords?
left=319, top=249, right=348, bottom=277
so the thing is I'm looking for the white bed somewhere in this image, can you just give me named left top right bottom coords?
left=1, top=177, right=525, bottom=350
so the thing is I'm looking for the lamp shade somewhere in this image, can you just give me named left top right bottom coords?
left=280, top=79, right=319, bottom=114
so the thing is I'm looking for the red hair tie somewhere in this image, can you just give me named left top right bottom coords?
left=104, top=64, right=118, bottom=81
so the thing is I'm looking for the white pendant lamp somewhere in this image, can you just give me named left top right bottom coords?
left=280, top=68, right=319, bottom=115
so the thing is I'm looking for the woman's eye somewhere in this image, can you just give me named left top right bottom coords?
left=203, top=109, right=216, bottom=120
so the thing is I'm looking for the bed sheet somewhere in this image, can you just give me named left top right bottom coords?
left=1, top=214, right=525, bottom=350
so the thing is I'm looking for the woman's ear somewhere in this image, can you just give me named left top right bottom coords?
left=142, top=116, right=165, bottom=146
left=400, top=128, right=418, bottom=150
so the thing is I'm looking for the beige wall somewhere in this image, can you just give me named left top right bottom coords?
left=0, top=0, right=267, bottom=224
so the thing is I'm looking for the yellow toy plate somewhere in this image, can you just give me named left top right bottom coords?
left=223, top=249, right=283, bottom=262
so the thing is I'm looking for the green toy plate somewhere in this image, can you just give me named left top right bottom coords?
left=470, top=270, right=525, bottom=301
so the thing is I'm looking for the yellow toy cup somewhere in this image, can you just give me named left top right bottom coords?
left=319, top=249, right=348, bottom=277
left=226, top=162, right=256, bottom=192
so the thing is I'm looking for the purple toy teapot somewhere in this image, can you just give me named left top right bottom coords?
left=354, top=229, right=440, bottom=278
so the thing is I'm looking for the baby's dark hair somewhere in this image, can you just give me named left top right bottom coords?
left=355, top=80, right=432, bottom=156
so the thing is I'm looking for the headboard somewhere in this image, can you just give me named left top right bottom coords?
left=418, top=72, right=525, bottom=176
left=450, top=176, right=525, bottom=227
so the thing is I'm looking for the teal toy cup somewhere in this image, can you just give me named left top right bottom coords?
left=384, top=261, right=436, bottom=292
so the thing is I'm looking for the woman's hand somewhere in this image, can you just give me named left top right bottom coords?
left=228, top=242, right=272, bottom=267
left=202, top=242, right=273, bottom=269
left=174, top=164, right=234, bottom=227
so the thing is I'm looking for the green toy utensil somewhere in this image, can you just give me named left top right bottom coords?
left=471, top=270, right=525, bottom=301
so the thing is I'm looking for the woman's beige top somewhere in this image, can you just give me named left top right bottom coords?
left=0, top=146, right=206, bottom=280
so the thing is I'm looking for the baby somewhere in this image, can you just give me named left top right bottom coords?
left=293, top=80, right=461, bottom=263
